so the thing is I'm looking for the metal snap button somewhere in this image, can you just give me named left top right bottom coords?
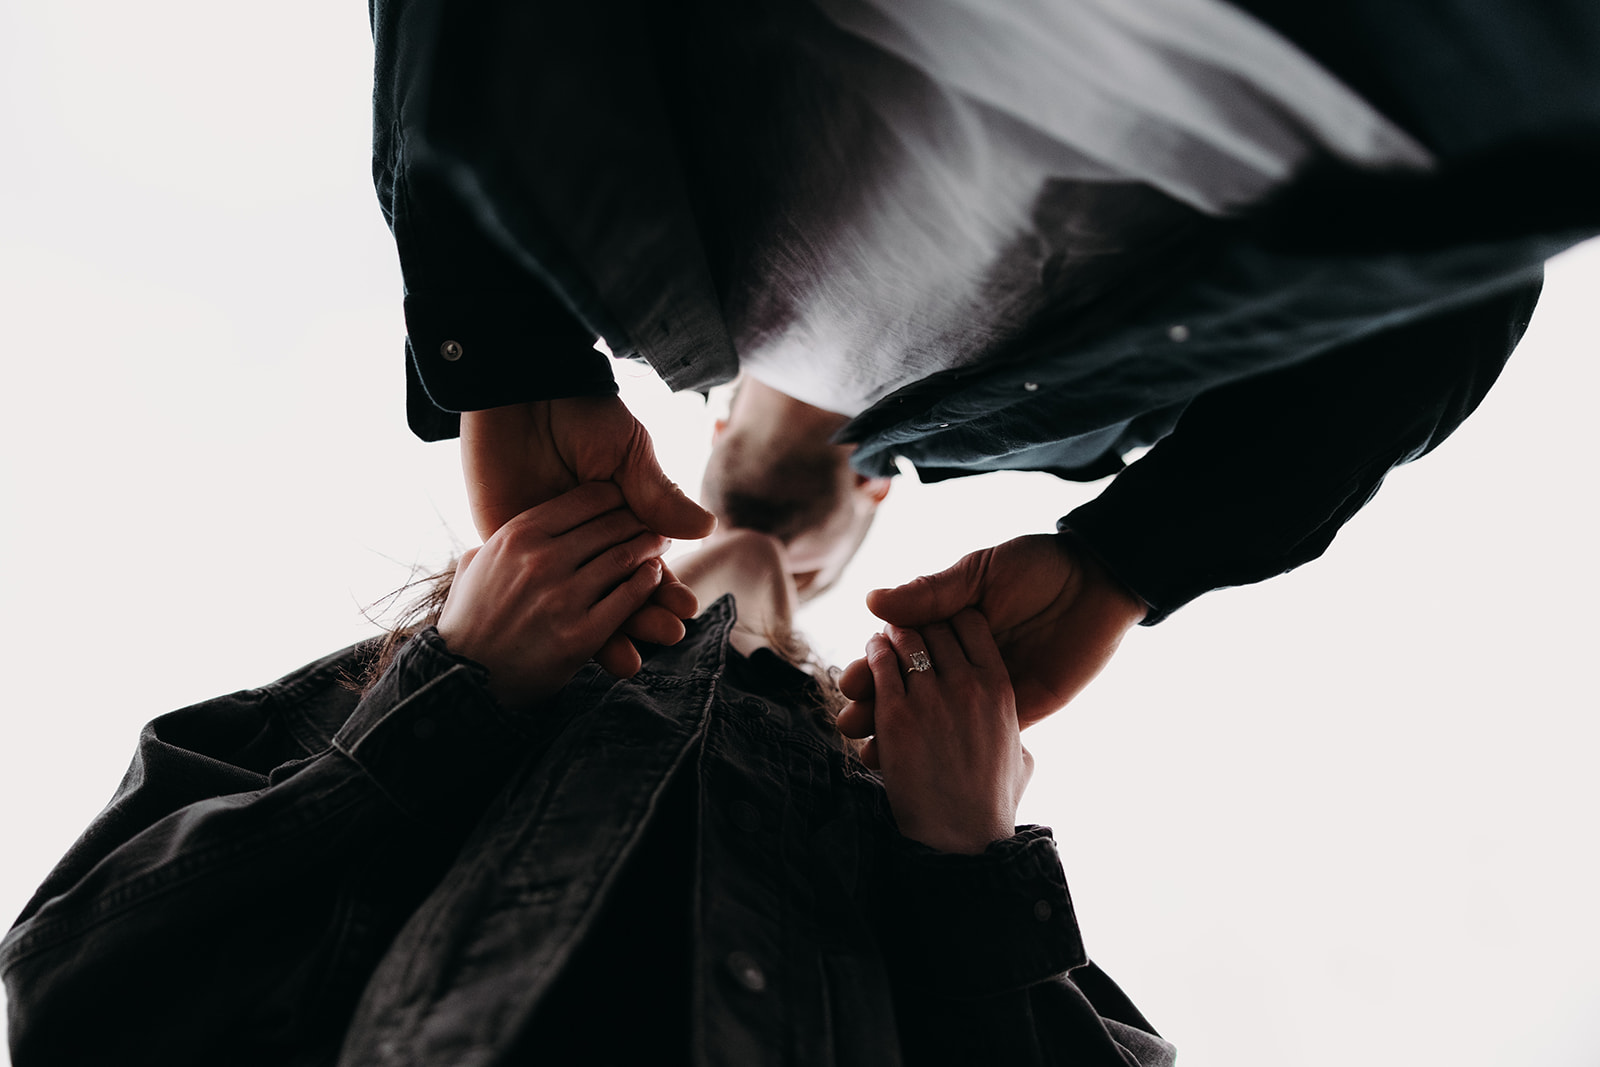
left=727, top=951, right=767, bottom=993
left=440, top=340, right=464, bottom=361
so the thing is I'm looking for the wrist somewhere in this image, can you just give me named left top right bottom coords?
left=1055, top=525, right=1149, bottom=626
left=433, top=621, right=551, bottom=712
left=898, top=816, right=1015, bottom=856
left=1085, top=565, right=1148, bottom=632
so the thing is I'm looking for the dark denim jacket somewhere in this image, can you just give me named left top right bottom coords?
left=2, top=600, right=1172, bottom=1066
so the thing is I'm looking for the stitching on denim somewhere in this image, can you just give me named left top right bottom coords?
left=1, top=774, right=375, bottom=966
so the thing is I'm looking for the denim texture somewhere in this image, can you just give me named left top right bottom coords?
left=3, top=600, right=1171, bottom=1066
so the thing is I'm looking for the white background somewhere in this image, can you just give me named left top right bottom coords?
left=2, top=2, right=1598, bottom=1064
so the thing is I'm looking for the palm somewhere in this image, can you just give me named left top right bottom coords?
left=465, top=398, right=647, bottom=541
left=935, top=537, right=1092, bottom=726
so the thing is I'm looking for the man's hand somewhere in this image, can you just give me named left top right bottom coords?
left=462, top=398, right=714, bottom=542
left=837, top=534, right=1147, bottom=729
left=461, top=398, right=716, bottom=677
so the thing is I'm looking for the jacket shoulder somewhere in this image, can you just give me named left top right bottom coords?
left=152, top=639, right=383, bottom=775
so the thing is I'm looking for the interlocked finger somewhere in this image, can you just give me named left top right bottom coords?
left=558, top=506, right=652, bottom=570
left=863, top=633, right=906, bottom=702
left=918, top=622, right=970, bottom=679
left=526, top=481, right=627, bottom=536
left=576, top=530, right=670, bottom=600
left=948, top=608, right=1004, bottom=670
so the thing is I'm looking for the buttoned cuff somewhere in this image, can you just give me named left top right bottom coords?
left=1055, top=522, right=1160, bottom=625
left=402, top=292, right=617, bottom=441
left=1060, top=501, right=1208, bottom=627
left=332, top=628, right=532, bottom=827
left=884, top=825, right=1086, bottom=998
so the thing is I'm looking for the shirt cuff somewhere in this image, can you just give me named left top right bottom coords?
left=402, top=291, right=618, bottom=424
left=883, top=825, right=1086, bottom=998
left=331, top=627, right=532, bottom=827
left=1053, top=524, right=1155, bottom=624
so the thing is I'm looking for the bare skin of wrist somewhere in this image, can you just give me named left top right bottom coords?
left=898, top=816, right=1014, bottom=856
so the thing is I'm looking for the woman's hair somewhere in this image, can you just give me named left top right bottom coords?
left=347, top=560, right=459, bottom=694
left=355, top=560, right=846, bottom=725
left=739, top=616, right=846, bottom=723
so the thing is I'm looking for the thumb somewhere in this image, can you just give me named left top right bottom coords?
left=617, top=434, right=717, bottom=541
left=866, top=552, right=983, bottom=626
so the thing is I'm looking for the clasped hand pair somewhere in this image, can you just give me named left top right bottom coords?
left=829, top=536, right=1146, bottom=852
left=457, top=398, right=1147, bottom=721
left=443, top=399, right=1148, bottom=850
left=438, top=477, right=1037, bottom=853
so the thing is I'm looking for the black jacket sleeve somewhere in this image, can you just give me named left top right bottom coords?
left=371, top=0, right=618, bottom=442
left=882, top=827, right=1175, bottom=1067
left=0, top=630, right=548, bottom=1067
left=1064, top=280, right=1541, bottom=622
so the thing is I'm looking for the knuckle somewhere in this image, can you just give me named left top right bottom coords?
left=606, top=540, right=639, bottom=572
left=581, top=480, right=622, bottom=507
left=508, top=525, right=552, bottom=558
left=630, top=559, right=663, bottom=589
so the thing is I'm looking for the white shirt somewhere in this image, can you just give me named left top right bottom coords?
left=735, top=0, right=1432, bottom=416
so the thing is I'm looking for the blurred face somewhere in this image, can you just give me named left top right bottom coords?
left=701, top=430, right=887, bottom=601
left=778, top=490, right=875, bottom=599
left=700, top=379, right=890, bottom=602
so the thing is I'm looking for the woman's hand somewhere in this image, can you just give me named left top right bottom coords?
left=436, top=481, right=675, bottom=710
left=844, top=610, right=1034, bottom=855
left=461, top=402, right=713, bottom=679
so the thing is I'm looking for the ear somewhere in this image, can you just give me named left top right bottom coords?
left=854, top=473, right=892, bottom=506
